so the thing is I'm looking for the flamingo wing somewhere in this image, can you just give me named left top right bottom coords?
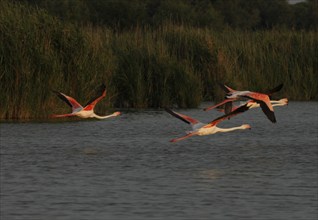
left=266, top=83, right=283, bottom=96
left=53, top=91, right=83, bottom=112
left=224, top=102, right=233, bottom=114
left=242, top=93, right=276, bottom=123
left=266, top=83, right=283, bottom=99
left=83, top=84, right=106, bottom=111
left=203, top=98, right=236, bottom=111
left=165, top=108, right=200, bottom=125
left=203, top=103, right=251, bottom=128
left=258, top=101, right=277, bottom=123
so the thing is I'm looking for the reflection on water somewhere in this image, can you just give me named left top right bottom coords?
left=1, top=102, right=317, bottom=220
left=199, top=169, right=221, bottom=180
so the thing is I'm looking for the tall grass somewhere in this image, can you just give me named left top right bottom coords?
left=111, top=24, right=204, bottom=108
left=0, top=0, right=317, bottom=120
left=211, top=29, right=318, bottom=100
left=0, top=0, right=115, bottom=119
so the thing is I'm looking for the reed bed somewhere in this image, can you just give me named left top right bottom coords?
left=1, top=0, right=317, bottom=119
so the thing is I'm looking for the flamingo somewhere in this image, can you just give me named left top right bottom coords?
left=51, top=84, right=121, bottom=119
left=216, top=98, right=288, bottom=113
left=204, top=83, right=284, bottom=123
left=165, top=106, right=251, bottom=142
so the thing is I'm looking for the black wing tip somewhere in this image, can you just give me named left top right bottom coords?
left=100, top=83, right=106, bottom=90
left=217, top=82, right=224, bottom=87
left=164, top=107, right=173, bottom=114
left=276, top=83, right=283, bottom=89
left=224, top=103, right=250, bottom=118
left=164, top=107, right=191, bottom=124
left=97, top=83, right=106, bottom=93
left=218, top=82, right=231, bottom=93
left=51, top=90, right=72, bottom=107
left=269, top=117, right=277, bottom=123
left=51, top=89, right=63, bottom=97
left=269, top=114, right=277, bottom=123
left=274, top=83, right=283, bottom=91
left=267, top=110, right=277, bottom=123
left=259, top=102, right=277, bottom=123
left=267, top=83, right=284, bottom=95
left=83, top=84, right=107, bottom=107
left=51, top=90, right=60, bottom=94
left=210, top=103, right=249, bottom=124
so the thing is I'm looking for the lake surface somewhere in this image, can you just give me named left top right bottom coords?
left=1, top=102, right=317, bottom=220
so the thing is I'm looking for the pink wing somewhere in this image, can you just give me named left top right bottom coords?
left=53, top=91, right=83, bottom=112
left=83, top=84, right=106, bottom=111
left=203, top=103, right=251, bottom=128
left=242, top=92, right=276, bottom=123
left=243, top=92, right=273, bottom=110
left=244, top=92, right=276, bottom=123
left=165, top=108, right=200, bottom=125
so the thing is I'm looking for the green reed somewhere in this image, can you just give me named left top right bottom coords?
left=0, top=1, right=115, bottom=119
left=1, top=0, right=317, bottom=119
left=211, top=29, right=318, bottom=100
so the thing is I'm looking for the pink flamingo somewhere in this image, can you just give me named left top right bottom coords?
left=51, top=84, right=120, bottom=119
left=216, top=98, right=288, bottom=113
left=165, top=106, right=251, bottom=142
left=204, top=83, right=283, bottom=123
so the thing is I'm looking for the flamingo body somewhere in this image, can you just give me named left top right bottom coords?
left=217, top=98, right=288, bottom=113
left=165, top=107, right=251, bottom=142
left=51, top=84, right=120, bottom=120
left=204, top=83, right=284, bottom=123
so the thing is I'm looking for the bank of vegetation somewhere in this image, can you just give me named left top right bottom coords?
left=0, top=0, right=317, bottom=119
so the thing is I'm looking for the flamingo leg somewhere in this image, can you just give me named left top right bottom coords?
left=50, top=113, right=75, bottom=118
left=170, top=132, right=197, bottom=143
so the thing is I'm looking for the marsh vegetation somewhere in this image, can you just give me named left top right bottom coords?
left=1, top=0, right=317, bottom=119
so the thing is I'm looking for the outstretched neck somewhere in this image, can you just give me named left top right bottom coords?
left=93, top=114, right=114, bottom=119
left=93, top=111, right=121, bottom=119
left=216, top=124, right=250, bottom=133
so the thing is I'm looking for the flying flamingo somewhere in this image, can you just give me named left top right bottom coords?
left=51, top=84, right=120, bottom=119
left=203, top=83, right=284, bottom=123
left=165, top=106, right=251, bottom=142
left=216, top=98, right=288, bottom=113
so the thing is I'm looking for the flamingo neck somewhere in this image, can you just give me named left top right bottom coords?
left=93, top=113, right=117, bottom=119
left=216, top=125, right=248, bottom=133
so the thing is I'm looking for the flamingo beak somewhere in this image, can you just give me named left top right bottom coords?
left=243, top=124, right=251, bottom=130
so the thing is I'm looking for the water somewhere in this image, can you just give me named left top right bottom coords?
left=1, top=102, right=317, bottom=220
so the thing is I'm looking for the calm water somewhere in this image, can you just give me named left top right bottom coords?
left=1, top=102, right=317, bottom=220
